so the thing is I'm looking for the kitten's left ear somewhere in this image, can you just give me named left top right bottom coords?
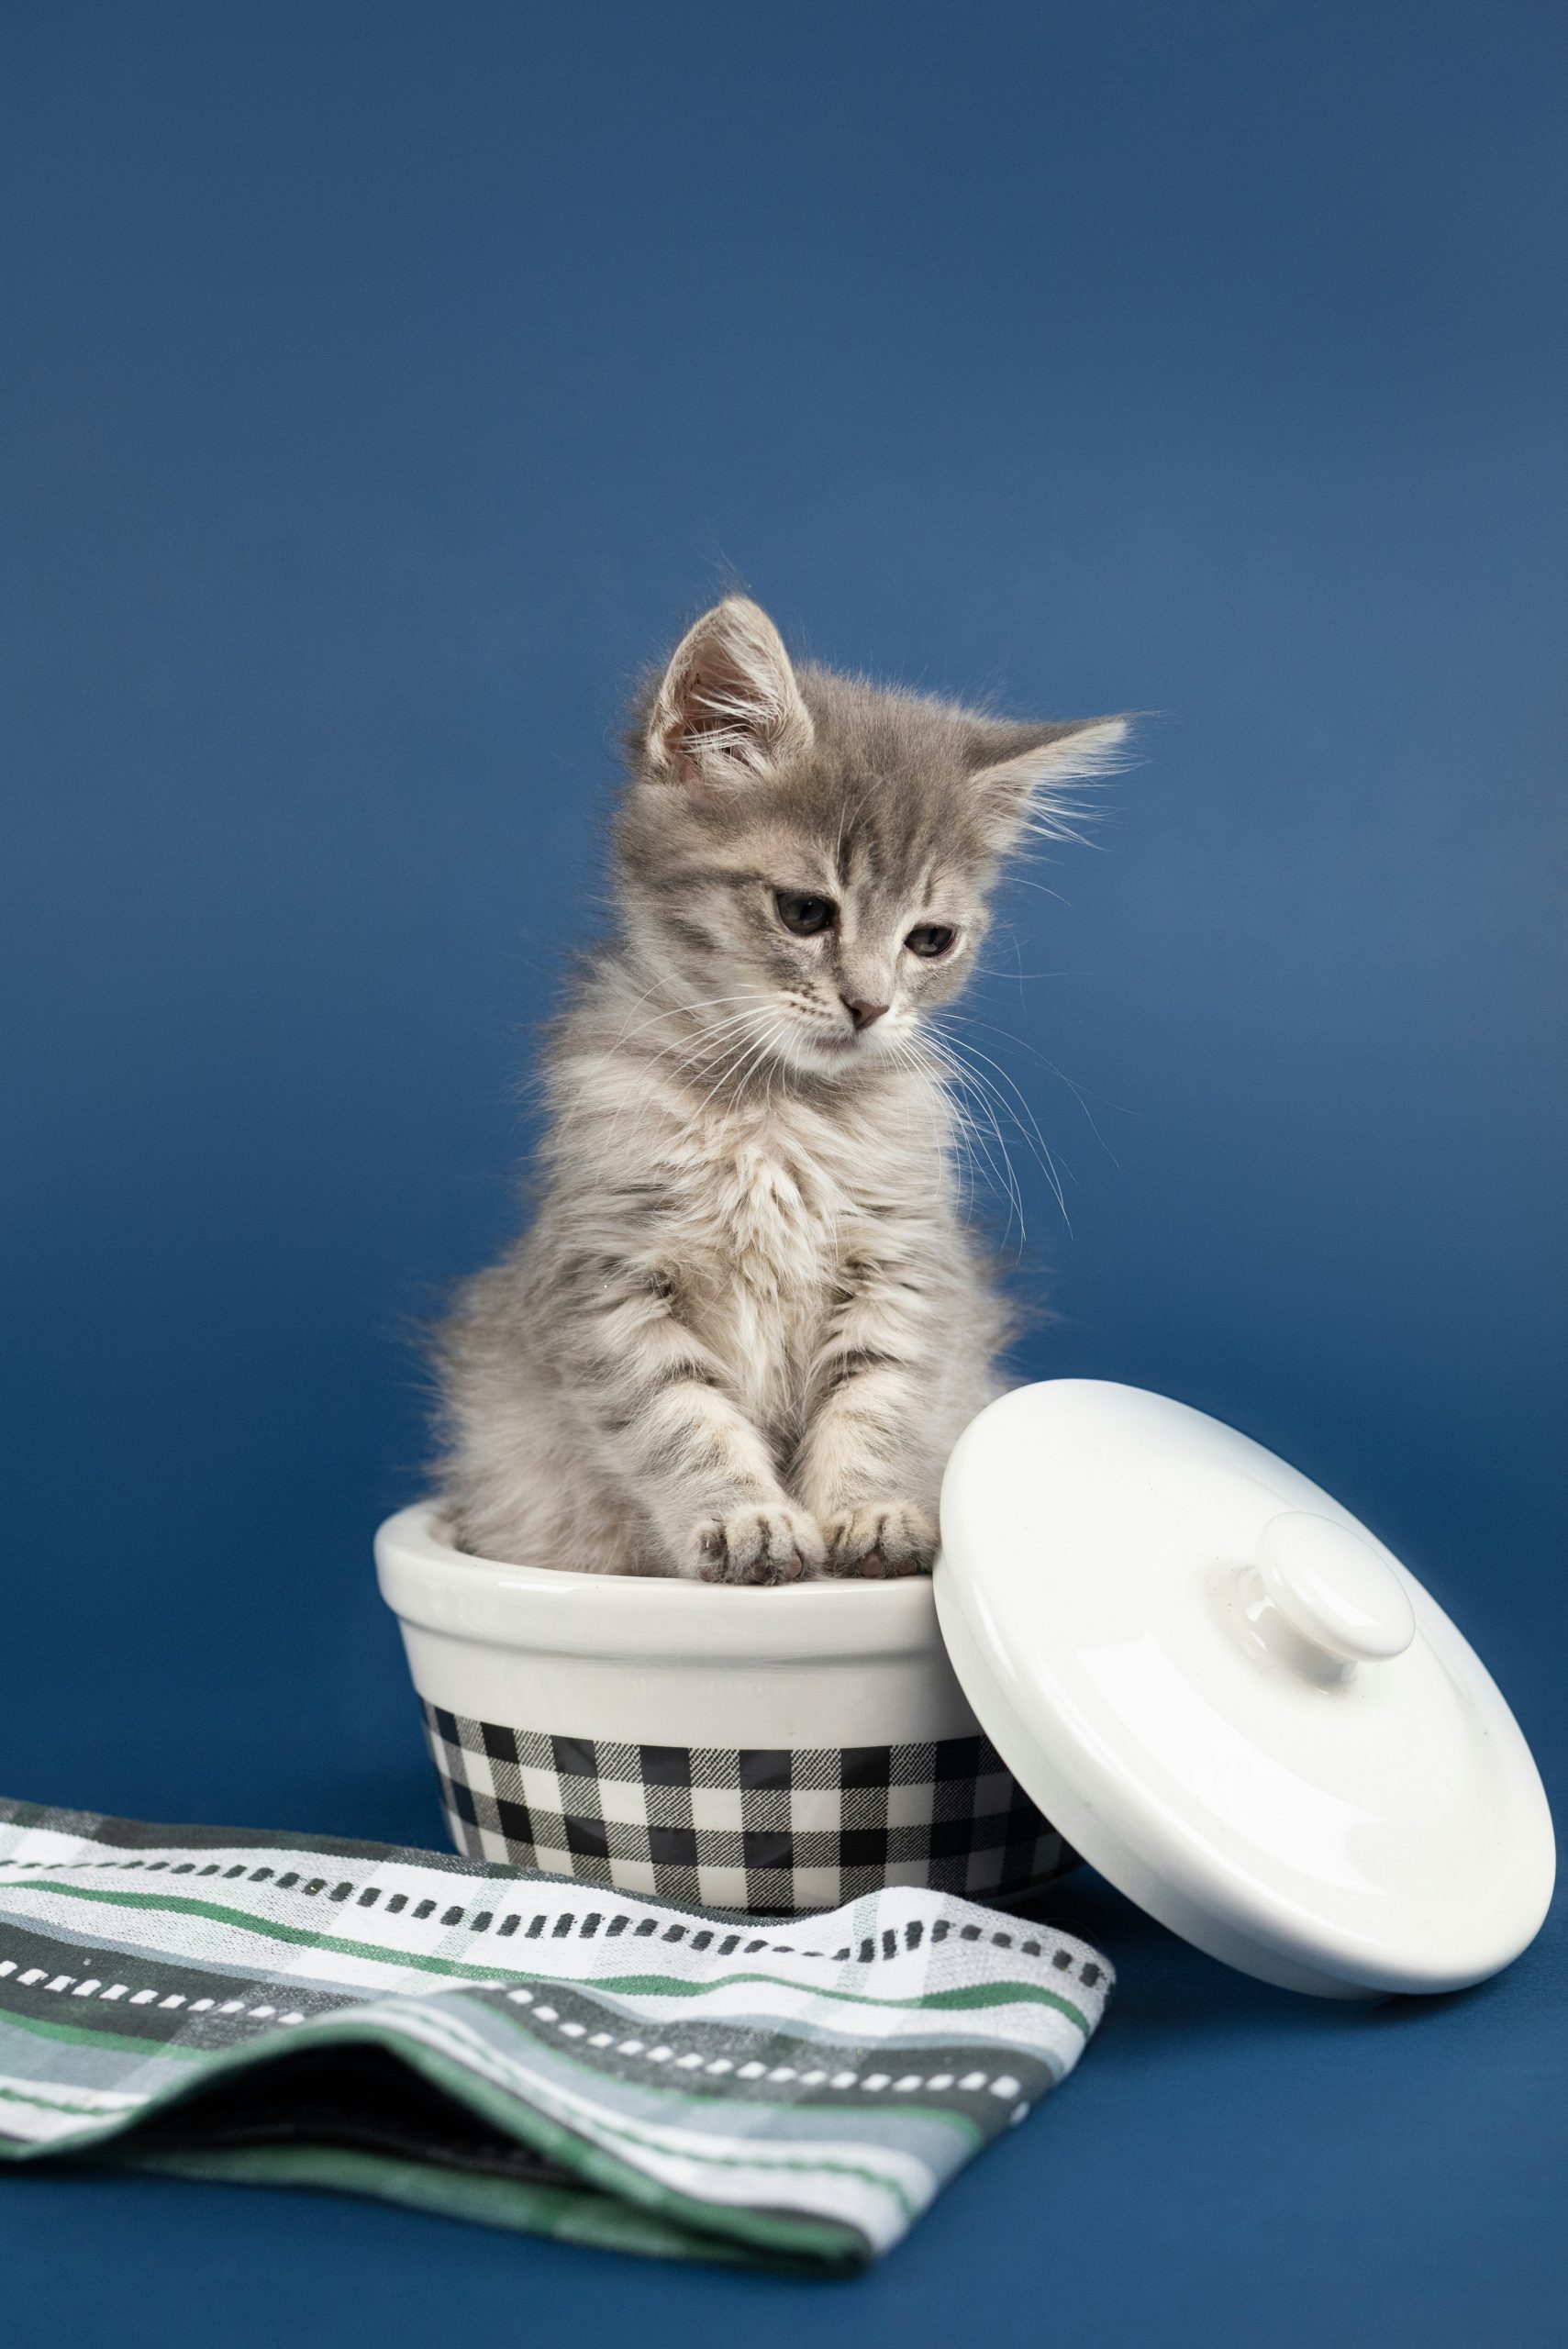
left=966, top=714, right=1130, bottom=848
left=645, top=597, right=815, bottom=786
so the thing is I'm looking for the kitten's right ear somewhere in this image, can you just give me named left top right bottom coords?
left=644, top=598, right=815, bottom=786
left=965, top=713, right=1131, bottom=850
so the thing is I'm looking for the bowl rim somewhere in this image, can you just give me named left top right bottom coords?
left=374, top=1501, right=947, bottom=1664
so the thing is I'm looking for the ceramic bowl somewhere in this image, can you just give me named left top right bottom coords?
left=374, top=1503, right=1072, bottom=1915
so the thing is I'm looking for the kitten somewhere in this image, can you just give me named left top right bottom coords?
left=435, top=597, right=1125, bottom=1583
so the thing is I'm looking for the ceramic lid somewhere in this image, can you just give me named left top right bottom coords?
left=934, top=1380, right=1555, bottom=1998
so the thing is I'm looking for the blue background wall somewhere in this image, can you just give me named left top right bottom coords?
left=3, top=6, right=1564, bottom=2343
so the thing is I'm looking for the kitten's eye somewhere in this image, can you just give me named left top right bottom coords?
left=774, top=891, right=836, bottom=936
left=906, top=922, right=957, bottom=959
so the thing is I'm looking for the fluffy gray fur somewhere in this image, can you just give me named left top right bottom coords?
left=436, top=597, right=1126, bottom=1583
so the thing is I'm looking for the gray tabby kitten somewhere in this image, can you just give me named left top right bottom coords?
left=436, top=598, right=1125, bottom=1584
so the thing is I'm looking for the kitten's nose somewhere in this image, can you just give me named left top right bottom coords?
left=841, top=996, right=890, bottom=1030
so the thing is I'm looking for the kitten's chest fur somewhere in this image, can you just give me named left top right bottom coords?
left=643, top=1088, right=942, bottom=1432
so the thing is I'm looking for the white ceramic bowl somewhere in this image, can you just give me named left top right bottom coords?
left=374, top=1503, right=1072, bottom=1915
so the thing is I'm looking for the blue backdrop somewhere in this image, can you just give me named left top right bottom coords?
left=3, top=5, right=1564, bottom=2343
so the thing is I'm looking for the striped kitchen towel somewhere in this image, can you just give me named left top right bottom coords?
left=0, top=1796, right=1110, bottom=2274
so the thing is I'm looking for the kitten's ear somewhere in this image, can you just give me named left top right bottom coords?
left=966, top=714, right=1130, bottom=848
left=645, top=597, right=815, bottom=786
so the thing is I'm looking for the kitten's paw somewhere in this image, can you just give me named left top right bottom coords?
left=817, top=1501, right=939, bottom=1580
left=691, top=1504, right=825, bottom=1586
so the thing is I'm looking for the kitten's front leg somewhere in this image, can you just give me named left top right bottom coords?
left=573, top=1261, right=822, bottom=1585
left=794, top=1259, right=940, bottom=1580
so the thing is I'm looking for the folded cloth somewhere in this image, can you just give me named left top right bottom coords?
left=0, top=1796, right=1110, bottom=2274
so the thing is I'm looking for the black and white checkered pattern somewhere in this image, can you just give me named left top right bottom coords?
left=420, top=1700, right=1073, bottom=1914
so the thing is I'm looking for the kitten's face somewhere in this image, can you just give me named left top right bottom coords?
left=616, top=598, right=1125, bottom=1085
left=635, top=796, right=993, bottom=1078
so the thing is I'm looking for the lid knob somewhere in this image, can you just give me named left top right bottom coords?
left=1257, top=1511, right=1417, bottom=1665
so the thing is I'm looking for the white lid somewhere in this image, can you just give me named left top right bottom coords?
left=935, top=1380, right=1555, bottom=1998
